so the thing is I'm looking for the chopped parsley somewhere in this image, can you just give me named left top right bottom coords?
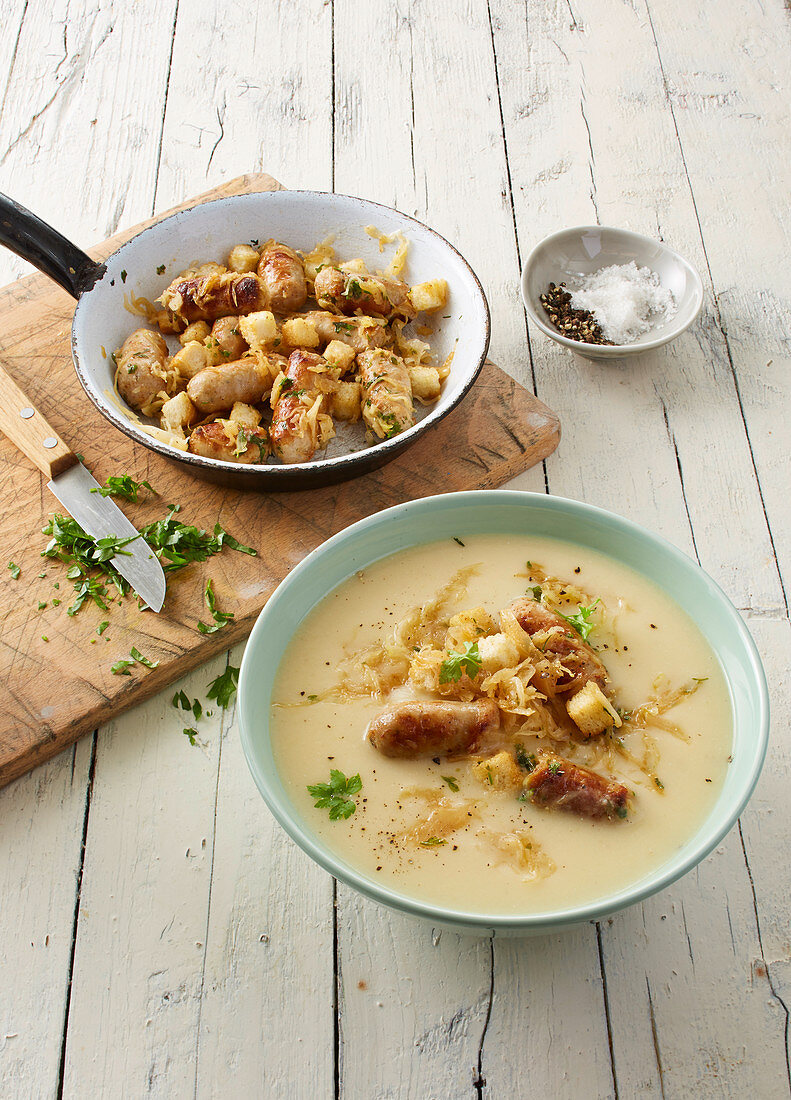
left=547, top=760, right=563, bottom=776
left=156, top=264, right=166, bottom=275
left=441, top=775, right=459, bottom=792
left=306, top=769, right=362, bottom=820
left=452, top=537, right=465, bottom=547
left=120, top=269, right=127, bottom=283
left=514, top=744, right=537, bottom=772
left=140, top=506, right=256, bottom=571
left=111, top=647, right=158, bottom=674
left=183, top=727, right=198, bottom=746
left=420, top=837, right=447, bottom=847
left=7, top=562, right=20, bottom=579
left=234, top=428, right=248, bottom=457
left=130, top=646, right=158, bottom=669
left=559, top=599, right=600, bottom=642
left=333, top=321, right=354, bottom=333
left=439, top=641, right=481, bottom=684
left=528, top=585, right=542, bottom=601
left=198, top=578, right=235, bottom=634
left=37, top=601, right=47, bottom=610
left=40, top=506, right=255, bottom=617
left=653, top=776, right=665, bottom=790
left=206, top=664, right=240, bottom=709
left=173, top=689, right=202, bottom=722
left=90, top=475, right=156, bottom=502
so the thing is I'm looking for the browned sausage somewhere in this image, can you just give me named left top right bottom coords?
left=115, top=328, right=171, bottom=411
left=257, top=240, right=307, bottom=313
left=188, top=421, right=268, bottom=464
left=160, top=272, right=268, bottom=322
left=186, top=356, right=273, bottom=414
left=367, top=699, right=500, bottom=758
left=269, top=350, right=336, bottom=464
left=207, top=316, right=248, bottom=363
left=358, top=349, right=414, bottom=440
left=522, top=752, right=629, bottom=820
left=313, top=267, right=415, bottom=320
left=302, top=310, right=389, bottom=353
left=508, top=597, right=608, bottom=694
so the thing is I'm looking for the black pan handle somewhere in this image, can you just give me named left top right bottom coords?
left=0, top=193, right=105, bottom=299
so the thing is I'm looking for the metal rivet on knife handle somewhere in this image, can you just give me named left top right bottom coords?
left=0, top=361, right=78, bottom=478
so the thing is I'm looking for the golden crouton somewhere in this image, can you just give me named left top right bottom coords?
left=339, top=258, right=368, bottom=275
left=472, top=752, right=522, bottom=792
left=330, top=381, right=362, bottom=422
left=179, top=320, right=211, bottom=346
left=229, top=402, right=262, bottom=431
left=445, top=607, right=497, bottom=650
left=239, top=311, right=279, bottom=353
left=477, top=633, right=521, bottom=674
left=160, top=390, right=195, bottom=430
left=323, top=339, right=356, bottom=373
left=566, top=681, right=622, bottom=737
left=281, top=316, right=320, bottom=349
left=171, top=340, right=211, bottom=380
left=409, top=366, right=442, bottom=402
left=226, top=243, right=260, bottom=273
left=408, top=278, right=448, bottom=313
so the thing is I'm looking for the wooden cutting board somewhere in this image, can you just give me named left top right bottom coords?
left=0, top=173, right=560, bottom=788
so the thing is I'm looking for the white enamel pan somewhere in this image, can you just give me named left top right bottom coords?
left=0, top=191, right=490, bottom=491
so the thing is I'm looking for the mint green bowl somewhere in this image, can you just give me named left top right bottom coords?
left=238, top=491, right=769, bottom=934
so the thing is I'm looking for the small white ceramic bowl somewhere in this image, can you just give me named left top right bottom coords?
left=521, top=225, right=704, bottom=361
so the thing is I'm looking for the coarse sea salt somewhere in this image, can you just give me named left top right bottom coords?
left=569, top=261, right=676, bottom=345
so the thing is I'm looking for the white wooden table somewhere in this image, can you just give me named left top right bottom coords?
left=1, top=2, right=789, bottom=1096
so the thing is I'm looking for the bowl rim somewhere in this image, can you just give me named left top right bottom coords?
left=520, top=224, right=704, bottom=355
left=238, top=489, right=770, bottom=931
left=70, top=189, right=491, bottom=483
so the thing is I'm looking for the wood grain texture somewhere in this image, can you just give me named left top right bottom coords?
left=0, top=361, right=76, bottom=478
left=0, top=174, right=559, bottom=789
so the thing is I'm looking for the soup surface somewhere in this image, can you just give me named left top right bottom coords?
left=270, top=535, right=732, bottom=916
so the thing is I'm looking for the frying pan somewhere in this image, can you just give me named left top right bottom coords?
left=0, top=190, right=490, bottom=491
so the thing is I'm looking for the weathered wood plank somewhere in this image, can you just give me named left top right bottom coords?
left=0, top=738, right=93, bottom=1099
left=194, top=646, right=335, bottom=1096
left=61, top=658, right=226, bottom=1097
left=645, top=0, right=791, bottom=605
left=489, top=0, right=789, bottom=1094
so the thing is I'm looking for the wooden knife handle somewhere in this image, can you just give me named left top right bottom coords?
left=0, top=361, right=77, bottom=479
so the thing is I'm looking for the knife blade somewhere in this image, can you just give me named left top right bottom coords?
left=0, top=360, right=166, bottom=613
left=48, top=462, right=166, bottom=612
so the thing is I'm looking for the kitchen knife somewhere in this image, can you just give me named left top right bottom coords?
left=0, top=362, right=166, bottom=612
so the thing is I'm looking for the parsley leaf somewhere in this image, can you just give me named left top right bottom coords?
left=559, top=599, right=600, bottom=642
left=514, top=744, right=537, bottom=772
left=7, top=562, right=20, bottom=579
left=197, top=578, right=235, bottom=634
left=306, top=769, right=362, bottom=820
left=441, top=775, right=459, bottom=792
left=130, top=646, right=158, bottom=669
left=206, top=665, right=240, bottom=709
left=90, top=475, right=156, bottom=503
left=439, top=642, right=481, bottom=684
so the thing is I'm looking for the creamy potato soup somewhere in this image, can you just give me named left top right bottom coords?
left=270, top=535, right=732, bottom=916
